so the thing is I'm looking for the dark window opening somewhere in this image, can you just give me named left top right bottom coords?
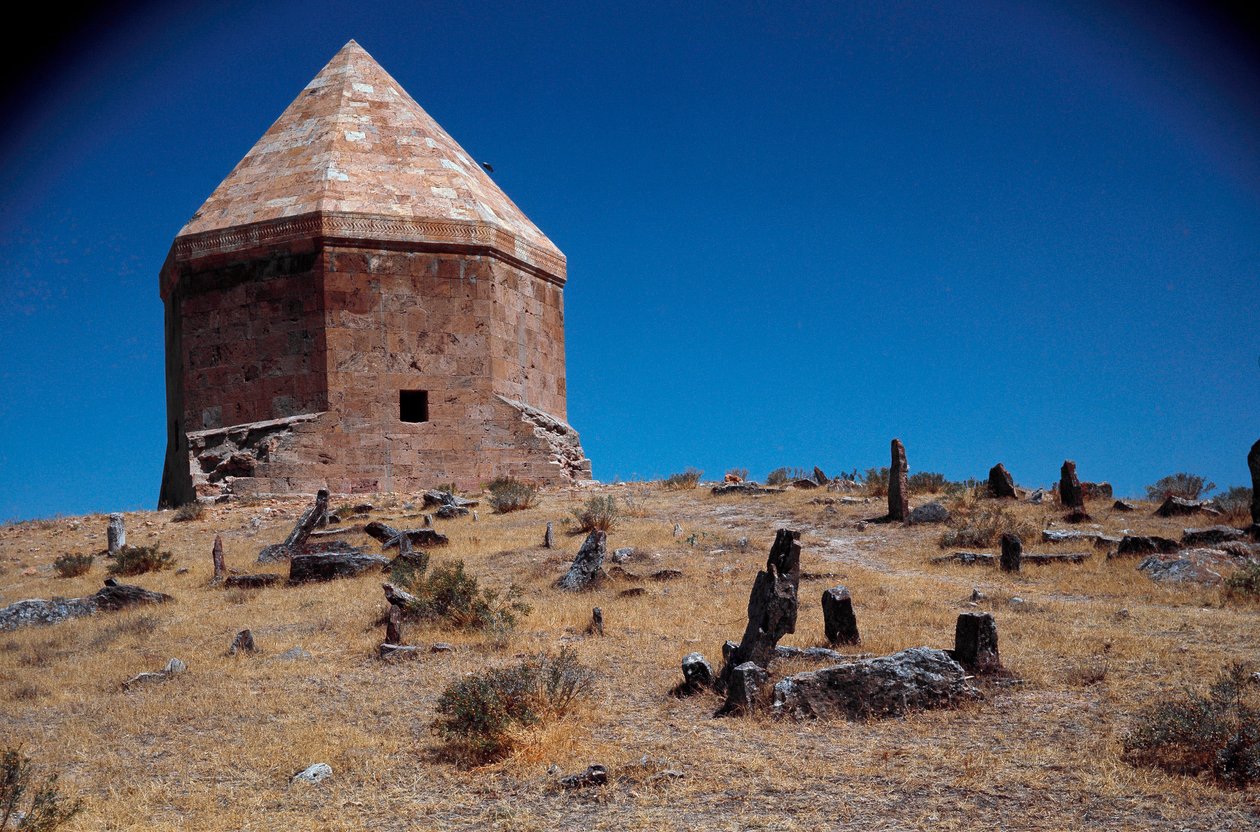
left=400, top=390, right=429, bottom=423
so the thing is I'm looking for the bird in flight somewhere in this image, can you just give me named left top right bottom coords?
left=480, top=162, right=495, bottom=173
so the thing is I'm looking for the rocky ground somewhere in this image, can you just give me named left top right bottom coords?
left=1, top=481, right=1258, bottom=831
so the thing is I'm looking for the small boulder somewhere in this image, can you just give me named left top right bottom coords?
left=611, top=547, right=634, bottom=563
left=716, top=662, right=770, bottom=716
left=1114, top=535, right=1180, bottom=558
left=1154, top=496, right=1221, bottom=518
left=559, top=764, right=607, bottom=790
left=1138, top=550, right=1233, bottom=585
left=988, top=464, right=1017, bottom=499
left=821, top=586, right=860, bottom=646
left=673, top=652, right=714, bottom=697
left=292, top=763, right=332, bottom=785
left=1182, top=526, right=1246, bottom=546
left=1112, top=499, right=1137, bottom=512
left=556, top=531, right=607, bottom=591
left=908, top=502, right=950, bottom=525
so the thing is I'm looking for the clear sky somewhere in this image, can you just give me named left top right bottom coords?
left=1, top=0, right=1257, bottom=520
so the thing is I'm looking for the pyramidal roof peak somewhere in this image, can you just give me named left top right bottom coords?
left=175, top=40, right=563, bottom=280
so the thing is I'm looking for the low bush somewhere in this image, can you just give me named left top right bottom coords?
left=862, top=467, right=890, bottom=497
left=171, top=502, right=204, bottom=522
left=1, top=746, right=84, bottom=831
left=1213, top=486, right=1253, bottom=525
left=1122, top=662, right=1260, bottom=788
left=1224, top=562, right=1260, bottom=600
left=938, top=506, right=1038, bottom=549
left=486, top=477, right=538, bottom=514
left=661, top=468, right=702, bottom=490
left=1145, top=472, right=1215, bottom=502
left=572, top=496, right=619, bottom=533
left=767, top=467, right=810, bottom=486
left=432, top=649, right=595, bottom=764
left=52, top=554, right=92, bottom=579
left=908, top=471, right=948, bottom=494
left=390, top=558, right=529, bottom=631
left=106, top=545, right=174, bottom=577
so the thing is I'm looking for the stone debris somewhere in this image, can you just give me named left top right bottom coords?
left=364, top=521, right=449, bottom=549
left=1, top=580, right=173, bottom=632
left=223, top=573, right=282, bottom=589
left=556, top=530, right=607, bottom=591
left=1059, top=461, right=1084, bottom=508
left=1000, top=534, right=1021, bottom=573
left=434, top=505, right=470, bottom=519
left=611, top=547, right=634, bottom=563
left=772, top=645, right=848, bottom=663
left=278, top=646, right=311, bottom=661
left=1182, top=526, right=1247, bottom=546
left=422, top=490, right=478, bottom=510
left=1113, top=535, right=1180, bottom=558
left=1112, top=499, right=1137, bottom=512
left=650, top=569, right=683, bottom=581
left=292, top=763, right=333, bottom=785
left=711, top=482, right=774, bottom=496
left=1082, top=482, right=1113, bottom=500
left=258, top=489, right=330, bottom=562
left=950, top=612, right=1001, bottom=673
left=675, top=652, right=714, bottom=696
left=1154, top=496, right=1221, bottom=518
left=908, top=502, right=950, bottom=525
left=123, top=657, right=187, bottom=690
left=821, top=586, right=860, bottom=646
left=1042, top=529, right=1120, bottom=547
left=107, top=513, right=126, bottom=555
left=1026, top=489, right=1046, bottom=504
left=988, top=464, right=1017, bottom=499
left=931, top=551, right=1088, bottom=566
left=229, top=629, right=256, bottom=655
left=558, top=764, right=607, bottom=790
left=673, top=523, right=683, bottom=538
left=716, top=529, right=801, bottom=692
left=771, top=647, right=978, bottom=721
left=716, top=661, right=771, bottom=717
left=791, top=478, right=820, bottom=489
left=888, top=439, right=909, bottom=522
left=289, top=551, right=390, bottom=584
left=1138, top=549, right=1235, bottom=585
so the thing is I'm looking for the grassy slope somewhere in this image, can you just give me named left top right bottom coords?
left=1, top=484, right=1257, bottom=830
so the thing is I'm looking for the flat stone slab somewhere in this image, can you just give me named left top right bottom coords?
left=0, top=580, right=173, bottom=631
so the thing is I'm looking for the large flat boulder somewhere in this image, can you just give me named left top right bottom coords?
left=771, top=647, right=978, bottom=721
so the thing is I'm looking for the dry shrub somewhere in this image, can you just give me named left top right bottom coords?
left=1063, top=660, right=1109, bottom=688
left=660, top=468, right=702, bottom=490
left=431, top=649, right=595, bottom=764
left=389, top=558, right=529, bottom=631
left=52, top=554, right=92, bottom=579
left=862, top=467, right=890, bottom=497
left=89, top=613, right=159, bottom=649
left=767, top=467, right=810, bottom=486
left=1212, top=486, right=1253, bottom=525
left=572, top=496, right=618, bottom=532
left=172, top=502, right=205, bottom=522
left=107, top=545, right=174, bottom=577
left=1224, top=562, right=1260, bottom=601
left=486, top=477, right=539, bottom=514
left=1145, top=472, right=1215, bottom=502
left=908, top=471, right=948, bottom=494
left=724, top=468, right=749, bottom=482
left=938, top=505, right=1038, bottom=549
left=0, top=746, right=84, bottom=831
left=620, top=487, right=652, bottom=518
left=1123, top=662, right=1260, bottom=788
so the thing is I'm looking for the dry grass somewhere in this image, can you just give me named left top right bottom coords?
left=1, top=488, right=1258, bottom=830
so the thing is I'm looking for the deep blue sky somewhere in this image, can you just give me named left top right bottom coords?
left=1, top=0, right=1257, bottom=520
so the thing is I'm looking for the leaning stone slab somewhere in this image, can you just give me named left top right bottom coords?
left=556, top=530, right=607, bottom=591
left=258, top=489, right=329, bottom=561
left=771, top=647, right=978, bottom=721
left=821, top=586, right=860, bottom=646
left=716, top=529, right=801, bottom=691
left=0, top=580, right=173, bottom=631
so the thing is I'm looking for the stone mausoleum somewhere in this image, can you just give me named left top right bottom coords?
left=158, top=41, right=590, bottom=506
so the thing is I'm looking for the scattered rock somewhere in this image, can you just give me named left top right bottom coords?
left=1059, top=461, right=1084, bottom=508
left=650, top=569, right=683, bottom=581
left=970, top=587, right=987, bottom=602
left=422, top=490, right=478, bottom=509
left=1113, top=535, right=1180, bottom=558
left=1154, top=496, right=1221, bottom=518
left=430, top=643, right=454, bottom=653
left=611, top=547, right=634, bottom=563
left=888, top=439, right=909, bottom=522
left=771, top=647, right=978, bottom=720
left=711, top=482, right=773, bottom=496
left=378, top=643, right=421, bottom=661
left=772, top=645, right=847, bottom=663
left=364, top=522, right=449, bottom=549
left=1042, top=529, right=1120, bottom=547
left=931, top=551, right=1088, bottom=566
left=950, top=612, right=1000, bottom=673
left=1082, top=482, right=1113, bottom=500
left=228, top=629, right=256, bottom=655
left=618, top=587, right=648, bottom=598
left=223, top=573, right=282, bottom=589
left=1112, top=499, right=1137, bottom=512
left=544, top=522, right=554, bottom=549
left=908, top=502, right=950, bottom=525
left=556, top=530, right=607, bottom=591
left=1138, top=550, right=1234, bottom=585
left=790, top=478, right=819, bottom=489
left=435, top=505, right=470, bottom=519
left=821, top=586, right=860, bottom=646
left=716, top=661, right=771, bottom=716
left=1027, top=489, right=1046, bottom=504
left=988, top=464, right=1017, bottom=499
left=673, top=652, right=714, bottom=696
left=1182, top=526, right=1246, bottom=546
left=672, top=523, right=683, bottom=538
left=0, top=580, right=173, bottom=632
left=278, top=647, right=311, bottom=661
left=289, top=551, right=390, bottom=584
left=291, top=763, right=332, bottom=785
left=123, top=657, right=187, bottom=690
left=1250, top=439, right=1260, bottom=523
left=558, top=764, right=607, bottom=790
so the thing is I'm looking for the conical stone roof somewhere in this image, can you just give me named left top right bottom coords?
left=165, top=40, right=564, bottom=289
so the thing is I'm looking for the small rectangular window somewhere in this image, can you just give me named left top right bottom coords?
left=400, top=390, right=429, bottom=423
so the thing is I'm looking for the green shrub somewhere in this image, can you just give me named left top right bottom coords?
left=1145, top=473, right=1216, bottom=502
left=862, top=467, right=890, bottom=497
left=1, top=746, right=84, bottom=831
left=432, top=649, right=595, bottom=763
left=908, top=471, right=948, bottom=494
left=1122, top=662, right=1260, bottom=788
left=661, top=468, right=702, bottom=490
left=572, top=496, right=619, bottom=533
left=52, top=554, right=92, bottom=579
left=390, top=558, right=528, bottom=631
left=1225, top=562, right=1260, bottom=600
left=938, top=506, right=1038, bottom=549
left=1213, top=486, right=1253, bottom=524
left=486, top=477, right=539, bottom=513
left=106, top=545, right=174, bottom=577
left=171, top=502, right=204, bottom=522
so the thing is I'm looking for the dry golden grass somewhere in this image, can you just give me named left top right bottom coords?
left=1, top=484, right=1258, bottom=830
